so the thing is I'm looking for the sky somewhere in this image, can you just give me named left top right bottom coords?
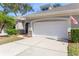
left=0, top=3, right=69, bottom=16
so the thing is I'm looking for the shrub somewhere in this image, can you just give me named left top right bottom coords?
left=71, top=28, right=79, bottom=43
left=5, top=28, right=18, bottom=35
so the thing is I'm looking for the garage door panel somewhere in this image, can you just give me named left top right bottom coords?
left=32, top=21, right=68, bottom=39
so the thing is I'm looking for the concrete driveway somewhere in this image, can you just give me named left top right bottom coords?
left=0, top=37, right=68, bottom=56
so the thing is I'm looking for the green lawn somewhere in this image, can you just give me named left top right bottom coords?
left=68, top=42, right=79, bottom=56
left=0, top=35, right=22, bottom=45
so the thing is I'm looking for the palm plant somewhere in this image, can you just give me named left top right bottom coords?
left=0, top=12, right=15, bottom=33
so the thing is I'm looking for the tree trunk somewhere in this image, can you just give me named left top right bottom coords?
left=14, top=13, right=18, bottom=16
left=0, top=23, right=5, bottom=33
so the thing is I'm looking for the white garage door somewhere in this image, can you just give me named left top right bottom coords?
left=32, top=21, right=69, bottom=40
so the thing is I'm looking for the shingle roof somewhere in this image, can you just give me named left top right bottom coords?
left=16, top=3, right=79, bottom=21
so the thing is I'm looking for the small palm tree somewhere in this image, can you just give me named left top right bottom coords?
left=0, top=11, right=15, bottom=33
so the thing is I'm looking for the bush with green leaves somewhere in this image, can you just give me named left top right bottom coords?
left=5, top=28, right=18, bottom=35
left=71, top=28, right=79, bottom=42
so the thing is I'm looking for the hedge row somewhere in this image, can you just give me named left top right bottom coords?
left=71, top=28, right=79, bottom=43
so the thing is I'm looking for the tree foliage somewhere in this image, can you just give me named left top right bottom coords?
left=0, top=3, right=32, bottom=16
left=53, top=3, right=61, bottom=8
left=40, top=3, right=61, bottom=11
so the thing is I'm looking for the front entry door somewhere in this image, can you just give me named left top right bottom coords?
left=25, top=23, right=28, bottom=34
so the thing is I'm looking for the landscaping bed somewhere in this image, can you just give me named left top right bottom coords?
left=68, top=40, right=79, bottom=56
left=0, top=35, right=22, bottom=45
left=68, top=28, right=79, bottom=56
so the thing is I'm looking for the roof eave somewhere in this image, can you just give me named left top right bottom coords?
left=25, top=9, right=79, bottom=20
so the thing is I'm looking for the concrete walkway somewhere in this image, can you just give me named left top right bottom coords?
left=0, top=37, right=68, bottom=56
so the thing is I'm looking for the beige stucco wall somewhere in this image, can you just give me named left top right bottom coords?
left=16, top=21, right=24, bottom=30
left=16, top=21, right=25, bottom=34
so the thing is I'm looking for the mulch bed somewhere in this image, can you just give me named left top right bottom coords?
left=68, top=40, right=79, bottom=56
left=0, top=35, right=23, bottom=45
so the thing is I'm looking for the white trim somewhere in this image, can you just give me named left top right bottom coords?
left=32, top=17, right=69, bottom=22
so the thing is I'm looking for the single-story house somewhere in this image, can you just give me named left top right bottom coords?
left=15, top=3, right=79, bottom=40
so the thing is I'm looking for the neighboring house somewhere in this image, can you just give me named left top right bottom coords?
left=40, top=3, right=62, bottom=11
left=40, top=4, right=53, bottom=11
left=15, top=3, right=79, bottom=40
